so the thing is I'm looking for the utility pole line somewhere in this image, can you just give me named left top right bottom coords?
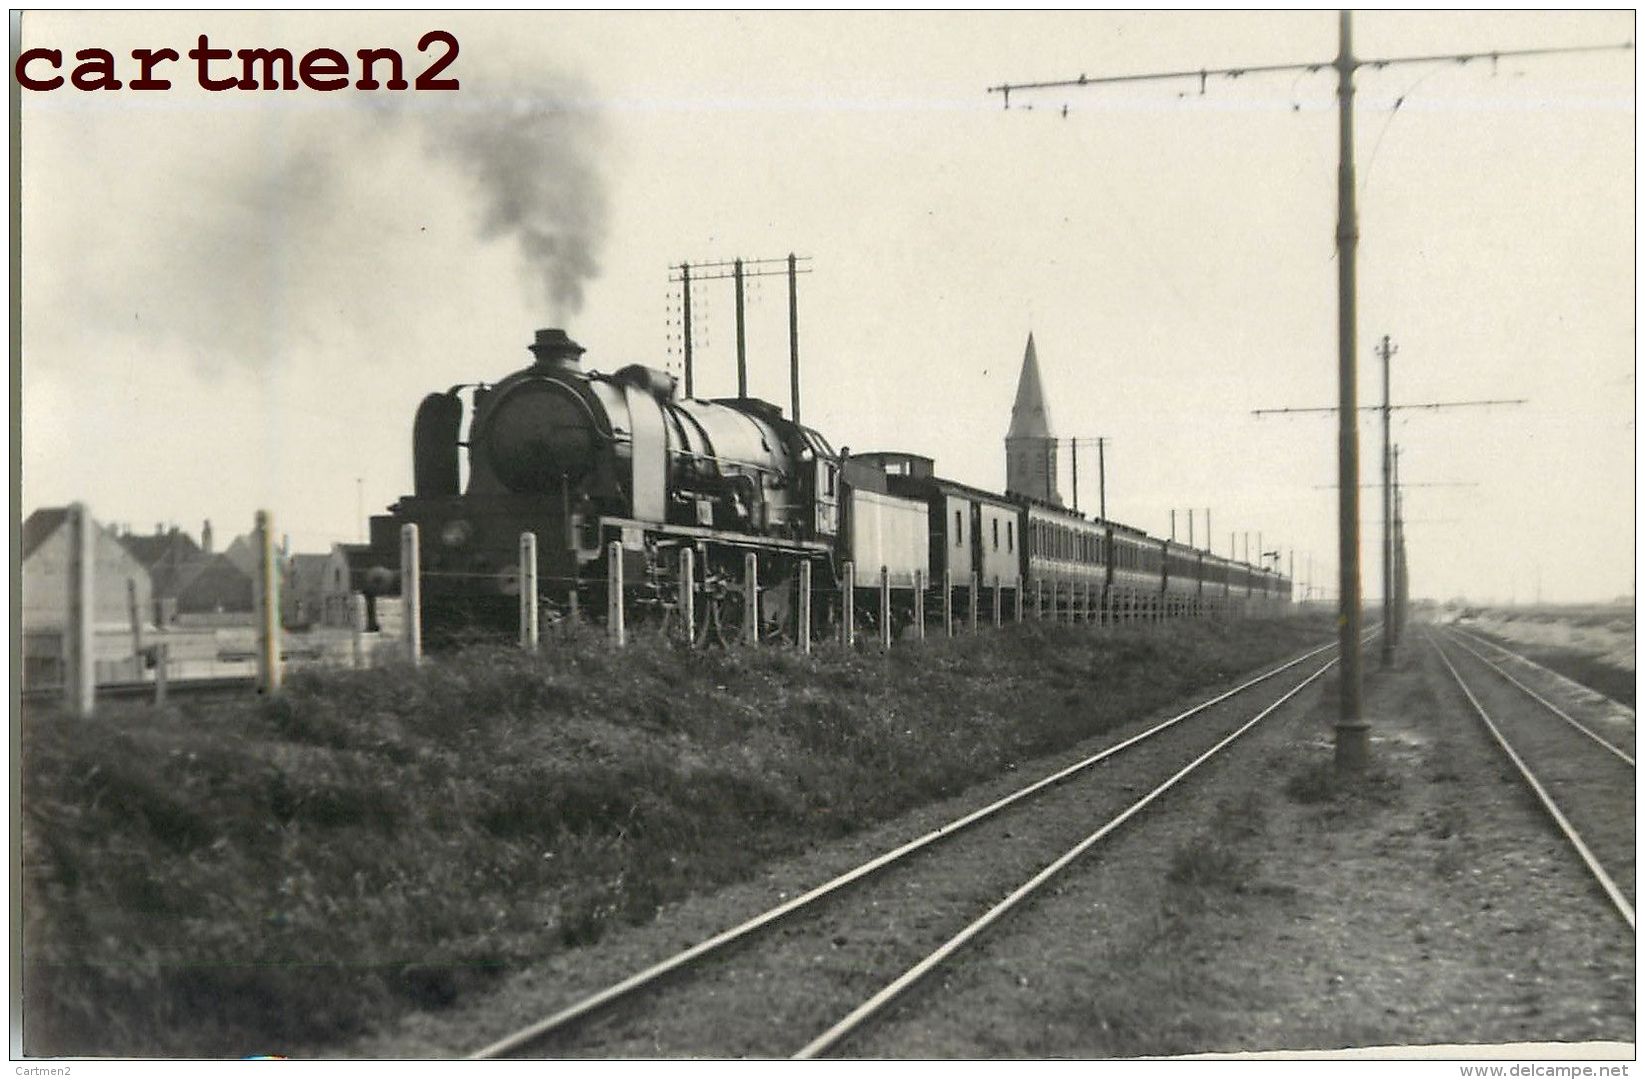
left=670, top=255, right=812, bottom=406
left=1261, top=330, right=1519, bottom=668
left=989, top=13, right=1627, bottom=770
left=1066, top=437, right=1110, bottom=518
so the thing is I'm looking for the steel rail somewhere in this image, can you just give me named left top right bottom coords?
left=1443, top=631, right=1634, bottom=767
left=465, top=636, right=1341, bottom=1059
left=1451, top=626, right=1636, bottom=719
left=1428, top=632, right=1635, bottom=931
left=793, top=654, right=1335, bottom=1058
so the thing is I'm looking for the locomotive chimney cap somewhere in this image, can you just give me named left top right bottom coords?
left=528, top=327, right=585, bottom=369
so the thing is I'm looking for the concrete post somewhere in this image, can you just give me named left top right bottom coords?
left=912, top=569, right=925, bottom=640
left=519, top=532, right=539, bottom=652
left=1015, top=580, right=1024, bottom=623
left=64, top=503, right=94, bottom=716
left=798, top=560, right=812, bottom=653
left=744, top=552, right=759, bottom=645
left=679, top=547, right=695, bottom=645
left=969, top=572, right=978, bottom=632
left=400, top=523, right=421, bottom=666
left=127, top=578, right=144, bottom=680
left=153, top=643, right=168, bottom=707
left=879, top=565, right=891, bottom=649
left=256, top=510, right=283, bottom=692
left=607, top=540, right=625, bottom=647
left=842, top=561, right=855, bottom=647
left=350, top=592, right=367, bottom=669
left=993, top=575, right=1002, bottom=627
left=943, top=569, right=953, bottom=637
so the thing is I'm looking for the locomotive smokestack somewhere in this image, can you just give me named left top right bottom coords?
left=527, top=327, right=586, bottom=371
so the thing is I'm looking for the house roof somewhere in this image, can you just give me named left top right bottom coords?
left=119, top=529, right=203, bottom=570
left=21, top=508, right=68, bottom=561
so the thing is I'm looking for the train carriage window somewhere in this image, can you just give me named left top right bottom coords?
left=954, top=509, right=963, bottom=547
left=1007, top=520, right=1014, bottom=553
left=991, top=518, right=999, bottom=551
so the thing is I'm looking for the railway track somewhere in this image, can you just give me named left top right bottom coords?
left=19, top=675, right=257, bottom=704
left=1429, top=628, right=1635, bottom=930
left=467, top=636, right=1352, bottom=1059
left=1448, top=626, right=1636, bottom=749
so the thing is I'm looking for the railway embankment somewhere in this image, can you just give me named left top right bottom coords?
left=22, top=614, right=1329, bottom=1057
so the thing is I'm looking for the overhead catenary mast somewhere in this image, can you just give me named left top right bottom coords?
left=988, top=12, right=1627, bottom=769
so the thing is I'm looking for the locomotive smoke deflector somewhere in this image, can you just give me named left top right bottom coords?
left=528, top=327, right=586, bottom=372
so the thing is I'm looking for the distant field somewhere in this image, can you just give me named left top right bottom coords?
left=1461, top=605, right=1635, bottom=706
left=21, top=613, right=1330, bottom=1058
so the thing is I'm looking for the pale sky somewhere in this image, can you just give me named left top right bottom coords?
left=16, top=10, right=1637, bottom=604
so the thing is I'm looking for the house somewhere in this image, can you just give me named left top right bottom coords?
left=118, top=522, right=207, bottom=625
left=171, top=531, right=290, bottom=625
left=173, top=554, right=256, bottom=620
left=282, top=553, right=332, bottom=629
left=21, top=507, right=154, bottom=687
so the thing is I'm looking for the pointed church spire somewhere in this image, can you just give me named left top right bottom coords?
left=1007, top=333, right=1055, bottom=439
left=1004, top=332, right=1063, bottom=506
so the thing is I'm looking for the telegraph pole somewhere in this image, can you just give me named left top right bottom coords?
left=670, top=256, right=811, bottom=406
left=990, top=12, right=1629, bottom=774
left=788, top=253, right=802, bottom=424
left=1378, top=335, right=1396, bottom=667
left=734, top=258, right=747, bottom=397
left=1070, top=437, right=1078, bottom=512
left=679, top=262, right=694, bottom=398
left=1067, top=437, right=1110, bottom=517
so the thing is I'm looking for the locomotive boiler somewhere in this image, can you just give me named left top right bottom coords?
left=368, top=328, right=841, bottom=640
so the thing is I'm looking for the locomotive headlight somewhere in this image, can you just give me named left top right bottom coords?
left=440, top=519, right=474, bottom=548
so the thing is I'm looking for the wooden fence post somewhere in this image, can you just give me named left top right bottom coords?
left=943, top=569, right=954, bottom=637
left=744, top=552, right=759, bottom=645
left=1015, top=580, right=1024, bottom=623
left=993, top=575, right=1002, bottom=627
left=1035, top=577, right=1044, bottom=619
left=607, top=541, right=626, bottom=646
left=679, top=547, right=695, bottom=645
left=400, top=522, right=421, bottom=666
left=520, top=532, right=539, bottom=652
left=256, top=510, right=283, bottom=692
left=798, top=560, right=812, bottom=654
left=63, top=503, right=94, bottom=716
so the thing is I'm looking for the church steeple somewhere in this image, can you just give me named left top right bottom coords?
left=1005, top=333, right=1062, bottom=505
left=1008, top=333, right=1054, bottom=439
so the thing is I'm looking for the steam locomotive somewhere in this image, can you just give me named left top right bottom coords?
left=363, top=328, right=1290, bottom=643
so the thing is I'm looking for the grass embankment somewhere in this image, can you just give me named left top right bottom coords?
left=22, top=614, right=1330, bottom=1057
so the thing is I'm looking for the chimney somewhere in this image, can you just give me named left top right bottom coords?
left=202, top=519, right=214, bottom=554
left=527, top=328, right=586, bottom=372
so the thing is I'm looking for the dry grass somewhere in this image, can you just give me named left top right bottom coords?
left=21, top=614, right=1330, bottom=1057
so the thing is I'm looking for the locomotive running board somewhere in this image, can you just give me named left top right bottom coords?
left=597, top=516, right=834, bottom=556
